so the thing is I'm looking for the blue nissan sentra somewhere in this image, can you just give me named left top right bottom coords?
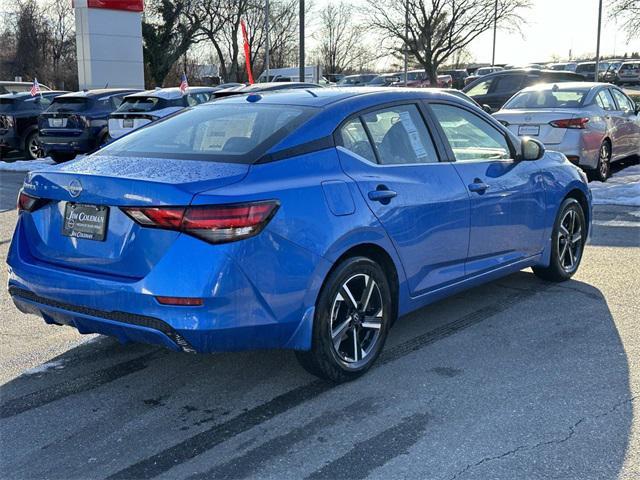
left=8, top=88, right=592, bottom=382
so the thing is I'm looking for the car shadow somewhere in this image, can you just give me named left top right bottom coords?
left=0, top=271, right=633, bottom=479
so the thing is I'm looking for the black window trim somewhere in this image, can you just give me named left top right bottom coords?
left=424, top=100, right=519, bottom=163
left=333, top=99, right=449, bottom=166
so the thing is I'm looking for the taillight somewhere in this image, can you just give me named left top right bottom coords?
left=549, top=117, right=589, bottom=129
left=17, top=190, right=48, bottom=213
left=121, top=201, right=279, bottom=244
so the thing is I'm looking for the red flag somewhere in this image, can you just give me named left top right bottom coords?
left=240, top=20, right=254, bottom=85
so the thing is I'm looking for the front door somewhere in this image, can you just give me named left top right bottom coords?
left=428, top=102, right=547, bottom=277
left=336, top=103, right=470, bottom=296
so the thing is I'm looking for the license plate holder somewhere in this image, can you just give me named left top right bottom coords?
left=62, top=203, right=109, bottom=241
left=123, top=118, right=134, bottom=128
left=518, top=125, right=540, bottom=136
left=50, top=118, right=66, bottom=128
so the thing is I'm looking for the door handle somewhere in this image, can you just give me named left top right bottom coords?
left=368, top=186, right=397, bottom=204
left=468, top=179, right=490, bottom=193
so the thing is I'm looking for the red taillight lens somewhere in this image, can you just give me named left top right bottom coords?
left=17, top=190, right=47, bottom=213
left=121, top=201, right=279, bottom=244
left=549, top=117, right=589, bottom=129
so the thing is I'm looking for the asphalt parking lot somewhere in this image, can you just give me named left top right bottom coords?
left=0, top=166, right=639, bottom=479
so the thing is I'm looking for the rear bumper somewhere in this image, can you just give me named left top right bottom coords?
left=40, top=130, right=94, bottom=154
left=7, top=215, right=329, bottom=353
left=546, top=131, right=600, bottom=170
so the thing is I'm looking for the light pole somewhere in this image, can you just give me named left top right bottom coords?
left=299, top=0, right=305, bottom=82
left=595, top=0, right=603, bottom=82
left=403, top=0, right=408, bottom=86
left=265, top=0, right=270, bottom=82
left=491, top=0, right=497, bottom=66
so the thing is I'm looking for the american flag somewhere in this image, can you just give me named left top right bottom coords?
left=179, top=72, right=188, bottom=94
left=30, top=78, right=41, bottom=97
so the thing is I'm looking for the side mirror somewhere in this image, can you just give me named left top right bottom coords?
left=635, top=102, right=640, bottom=115
left=482, top=104, right=492, bottom=113
left=521, top=137, right=545, bottom=161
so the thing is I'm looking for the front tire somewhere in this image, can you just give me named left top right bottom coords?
left=295, top=257, right=394, bottom=383
left=533, top=198, right=586, bottom=282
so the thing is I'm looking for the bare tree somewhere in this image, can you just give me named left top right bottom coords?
left=608, top=0, right=639, bottom=40
left=366, top=0, right=531, bottom=83
left=313, top=2, right=372, bottom=74
left=142, top=0, right=201, bottom=87
left=45, top=0, right=76, bottom=89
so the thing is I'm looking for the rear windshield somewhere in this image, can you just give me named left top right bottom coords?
left=47, top=97, right=90, bottom=113
left=620, top=63, right=640, bottom=72
left=504, top=89, right=587, bottom=109
left=116, top=96, right=174, bottom=113
left=0, top=98, right=16, bottom=113
left=99, top=103, right=313, bottom=162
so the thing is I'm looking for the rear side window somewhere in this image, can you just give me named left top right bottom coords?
left=339, top=118, right=376, bottom=163
left=611, top=89, right=634, bottom=111
left=47, top=97, right=90, bottom=112
left=0, top=98, right=16, bottom=112
left=596, top=90, right=616, bottom=111
left=361, top=104, right=439, bottom=165
left=99, top=103, right=311, bottom=162
left=492, top=75, right=524, bottom=93
left=431, top=103, right=510, bottom=162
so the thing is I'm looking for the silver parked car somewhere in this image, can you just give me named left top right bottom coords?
left=493, top=82, right=640, bottom=181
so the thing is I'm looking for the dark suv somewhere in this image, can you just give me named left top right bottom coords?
left=0, top=91, right=67, bottom=160
left=439, top=69, right=469, bottom=89
left=39, top=88, right=140, bottom=163
left=462, top=69, right=585, bottom=112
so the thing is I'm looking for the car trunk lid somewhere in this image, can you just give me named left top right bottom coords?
left=22, top=154, right=249, bottom=278
left=494, top=109, right=581, bottom=145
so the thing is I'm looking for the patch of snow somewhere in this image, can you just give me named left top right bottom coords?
left=22, top=359, right=65, bottom=376
left=0, top=157, right=56, bottom=172
left=589, top=164, right=640, bottom=206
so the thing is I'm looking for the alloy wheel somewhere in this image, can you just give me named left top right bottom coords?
left=599, top=142, right=610, bottom=179
left=329, top=273, right=384, bottom=368
left=557, top=208, right=583, bottom=273
left=27, top=134, right=41, bottom=159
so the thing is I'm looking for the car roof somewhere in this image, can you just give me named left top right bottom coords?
left=56, top=88, right=141, bottom=99
left=0, top=90, right=67, bottom=99
left=124, top=86, right=216, bottom=100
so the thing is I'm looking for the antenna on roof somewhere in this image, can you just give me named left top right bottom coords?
left=305, top=89, right=318, bottom=97
left=104, top=82, right=109, bottom=88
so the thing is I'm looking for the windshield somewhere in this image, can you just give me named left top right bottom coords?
left=47, top=97, right=90, bottom=113
left=116, top=97, right=165, bottom=113
left=99, top=103, right=313, bottom=162
left=504, top=88, right=587, bottom=109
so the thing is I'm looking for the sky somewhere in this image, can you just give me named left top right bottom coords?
left=322, top=0, right=640, bottom=67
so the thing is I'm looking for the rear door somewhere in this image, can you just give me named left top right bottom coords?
left=610, top=87, right=640, bottom=158
left=336, top=102, right=470, bottom=296
left=428, top=102, right=546, bottom=276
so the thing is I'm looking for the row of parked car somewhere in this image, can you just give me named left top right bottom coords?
left=1, top=80, right=336, bottom=162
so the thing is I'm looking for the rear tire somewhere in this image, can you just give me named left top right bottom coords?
left=50, top=152, right=76, bottom=164
left=295, top=257, right=394, bottom=383
left=533, top=198, right=586, bottom=282
left=589, top=140, right=611, bottom=182
left=23, top=130, right=41, bottom=160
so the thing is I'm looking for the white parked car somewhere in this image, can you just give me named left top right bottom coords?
left=493, top=82, right=640, bottom=181
left=107, top=87, right=218, bottom=140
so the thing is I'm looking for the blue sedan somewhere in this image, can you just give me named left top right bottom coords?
left=8, top=88, right=591, bottom=382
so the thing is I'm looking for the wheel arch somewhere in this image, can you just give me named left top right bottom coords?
left=21, top=125, right=39, bottom=149
left=327, top=243, right=400, bottom=325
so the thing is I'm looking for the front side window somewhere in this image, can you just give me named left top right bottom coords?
left=361, top=104, right=439, bottom=165
left=431, top=103, right=511, bottom=162
left=466, top=78, right=493, bottom=96
left=339, top=118, right=376, bottom=163
left=100, top=103, right=311, bottom=162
